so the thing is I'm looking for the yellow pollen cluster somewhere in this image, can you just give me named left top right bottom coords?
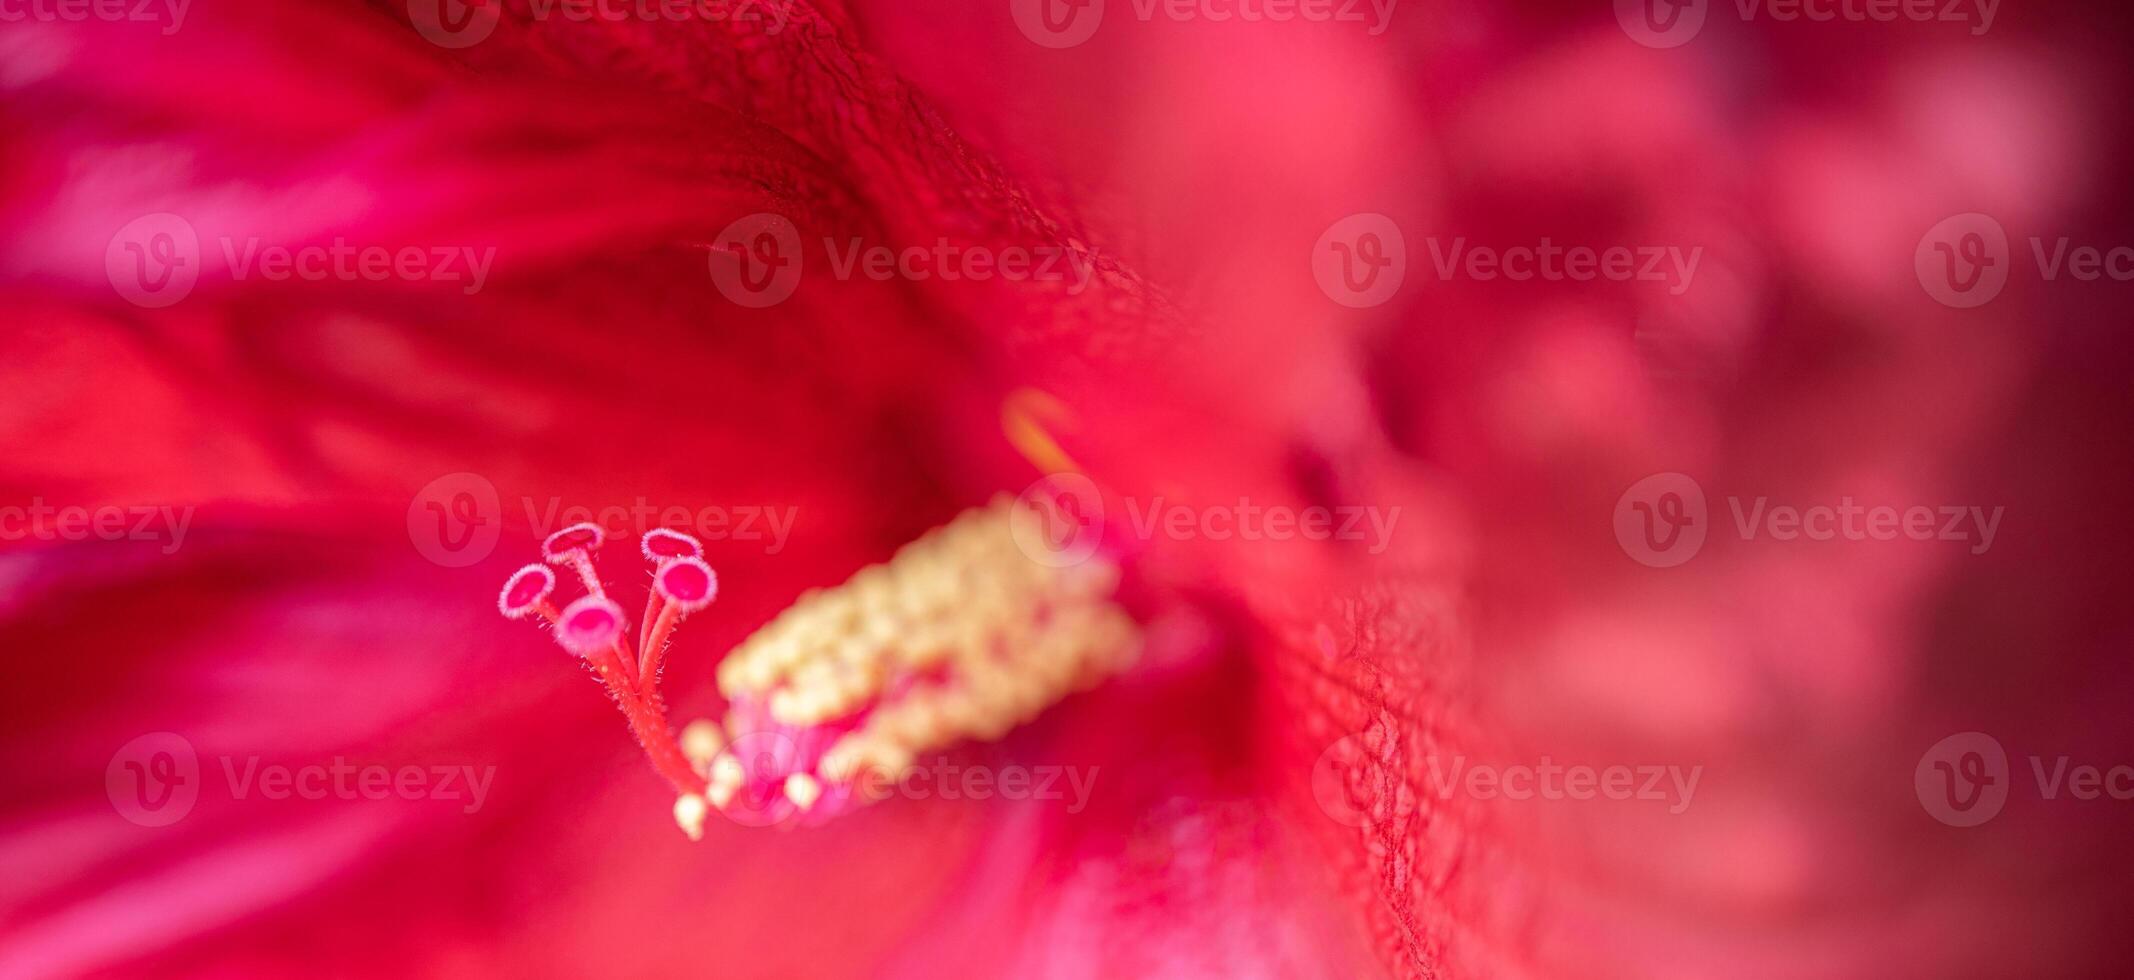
left=703, top=495, right=1139, bottom=799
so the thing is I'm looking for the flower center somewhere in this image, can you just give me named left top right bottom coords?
left=497, top=496, right=1139, bottom=837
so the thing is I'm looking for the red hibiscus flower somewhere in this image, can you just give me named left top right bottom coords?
left=3, top=1, right=2131, bottom=978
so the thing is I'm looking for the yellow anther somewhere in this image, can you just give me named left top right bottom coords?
left=673, top=794, right=708, bottom=841
left=1001, top=387, right=1083, bottom=475
left=713, top=494, right=1140, bottom=815
left=707, top=756, right=744, bottom=809
left=766, top=688, right=804, bottom=725
left=681, top=719, right=725, bottom=772
left=784, top=772, right=823, bottom=811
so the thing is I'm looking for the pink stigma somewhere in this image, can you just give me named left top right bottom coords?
left=656, top=558, right=718, bottom=612
left=556, top=595, right=625, bottom=656
left=642, top=528, right=704, bottom=562
left=498, top=531, right=716, bottom=805
left=543, top=522, right=607, bottom=560
left=498, top=564, right=556, bottom=619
